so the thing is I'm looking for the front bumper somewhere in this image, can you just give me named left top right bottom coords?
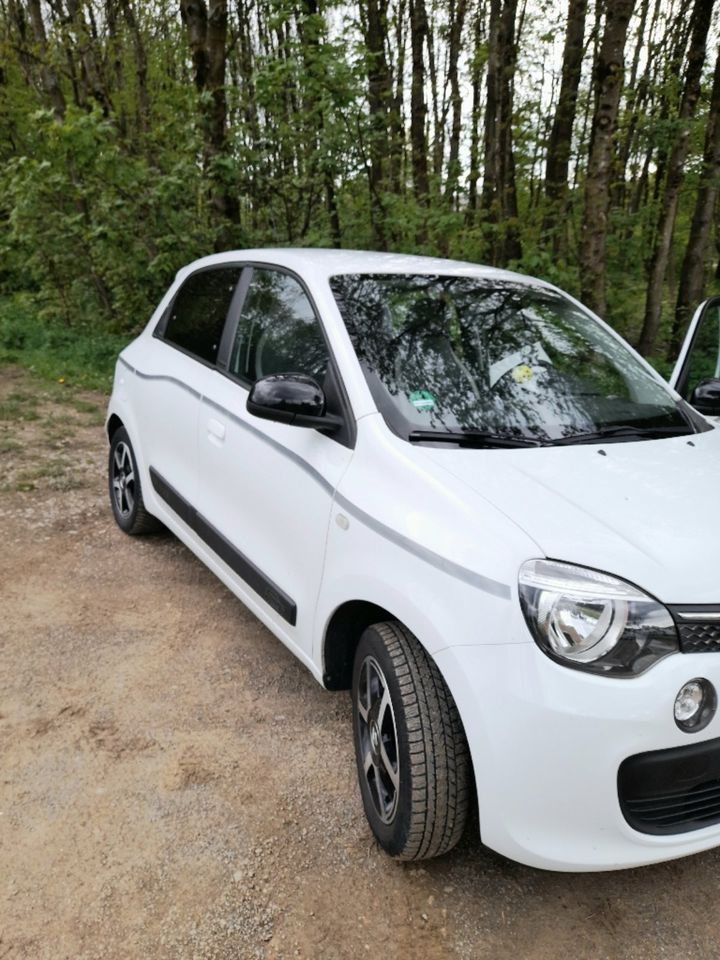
left=435, top=642, right=720, bottom=871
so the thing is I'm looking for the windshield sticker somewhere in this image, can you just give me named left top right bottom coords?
left=409, top=389, right=436, bottom=412
left=512, top=364, right=534, bottom=384
left=489, top=344, right=552, bottom=387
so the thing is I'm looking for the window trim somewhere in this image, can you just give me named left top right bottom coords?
left=215, top=261, right=356, bottom=449
left=154, top=259, right=357, bottom=449
left=153, top=263, right=244, bottom=368
left=674, top=296, right=720, bottom=400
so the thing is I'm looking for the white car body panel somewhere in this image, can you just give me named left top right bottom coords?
left=107, top=248, right=720, bottom=871
left=421, top=429, right=720, bottom=604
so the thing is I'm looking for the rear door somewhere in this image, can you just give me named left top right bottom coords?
left=670, top=297, right=720, bottom=422
left=196, top=265, right=355, bottom=660
left=134, top=265, right=243, bottom=510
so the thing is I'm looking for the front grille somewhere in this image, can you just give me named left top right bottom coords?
left=669, top=606, right=720, bottom=654
left=619, top=738, right=720, bottom=835
left=678, top=622, right=720, bottom=654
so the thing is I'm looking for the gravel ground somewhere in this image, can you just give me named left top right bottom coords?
left=2, top=364, right=720, bottom=960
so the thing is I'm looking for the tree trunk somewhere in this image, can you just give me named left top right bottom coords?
left=482, top=0, right=521, bottom=265
left=6, top=0, right=34, bottom=85
left=118, top=0, right=150, bottom=134
left=409, top=0, right=430, bottom=236
left=443, top=0, right=468, bottom=207
left=636, top=0, right=714, bottom=356
left=466, top=5, right=485, bottom=220
left=541, top=0, right=587, bottom=256
left=579, top=0, right=635, bottom=318
left=180, top=0, right=238, bottom=226
left=207, top=0, right=228, bottom=158
left=388, top=0, right=406, bottom=195
left=669, top=44, right=720, bottom=356
left=25, top=0, right=66, bottom=120
left=180, top=0, right=210, bottom=90
left=64, top=0, right=114, bottom=116
left=361, top=0, right=392, bottom=247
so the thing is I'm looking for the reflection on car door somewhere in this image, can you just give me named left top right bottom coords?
left=197, top=266, right=354, bottom=663
left=670, top=297, right=720, bottom=422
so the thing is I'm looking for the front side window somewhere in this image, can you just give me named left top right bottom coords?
left=229, top=268, right=329, bottom=384
left=163, top=267, right=242, bottom=364
left=330, top=273, right=694, bottom=445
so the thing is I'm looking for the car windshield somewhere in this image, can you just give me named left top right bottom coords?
left=329, top=273, right=695, bottom=445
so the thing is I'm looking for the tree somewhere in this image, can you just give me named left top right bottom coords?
left=542, top=0, right=588, bottom=257
left=481, top=0, right=521, bottom=265
left=579, top=0, right=635, bottom=318
left=359, top=0, right=393, bottom=247
left=636, top=0, right=714, bottom=355
left=180, top=0, right=238, bottom=225
left=409, top=0, right=430, bottom=239
left=670, top=45, right=720, bottom=355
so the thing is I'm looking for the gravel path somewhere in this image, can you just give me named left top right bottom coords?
left=1, top=365, right=719, bottom=960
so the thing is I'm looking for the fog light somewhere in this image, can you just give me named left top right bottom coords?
left=674, top=678, right=717, bottom=733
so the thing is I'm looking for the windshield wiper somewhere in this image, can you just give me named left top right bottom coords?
left=550, top=424, right=693, bottom=446
left=408, top=429, right=542, bottom=449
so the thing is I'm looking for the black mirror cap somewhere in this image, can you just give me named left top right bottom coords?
left=247, top=373, right=341, bottom=432
left=690, top=378, right=720, bottom=417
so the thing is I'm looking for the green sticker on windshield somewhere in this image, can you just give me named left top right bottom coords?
left=409, top=389, right=436, bottom=412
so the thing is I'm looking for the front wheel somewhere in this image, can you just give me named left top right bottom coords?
left=352, top=621, right=470, bottom=859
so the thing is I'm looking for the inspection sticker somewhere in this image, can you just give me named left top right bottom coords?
left=409, top=390, right=436, bottom=412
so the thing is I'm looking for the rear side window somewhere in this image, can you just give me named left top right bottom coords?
left=163, top=267, right=242, bottom=364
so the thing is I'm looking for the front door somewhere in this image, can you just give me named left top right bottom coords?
left=197, top=265, right=355, bottom=663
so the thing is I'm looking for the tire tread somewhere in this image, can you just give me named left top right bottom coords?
left=366, top=621, right=470, bottom=860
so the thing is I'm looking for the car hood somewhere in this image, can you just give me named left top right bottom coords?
left=421, top=428, right=720, bottom=604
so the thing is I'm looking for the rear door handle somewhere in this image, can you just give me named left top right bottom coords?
left=208, top=418, right=226, bottom=443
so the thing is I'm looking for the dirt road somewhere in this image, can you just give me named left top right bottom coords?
left=1, top=365, right=719, bottom=960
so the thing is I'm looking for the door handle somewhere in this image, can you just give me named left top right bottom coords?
left=207, top=418, right=226, bottom=442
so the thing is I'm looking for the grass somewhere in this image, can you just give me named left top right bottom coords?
left=0, top=392, right=40, bottom=421
left=0, top=294, right=130, bottom=393
left=0, top=437, right=22, bottom=453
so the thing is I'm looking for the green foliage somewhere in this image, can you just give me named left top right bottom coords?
left=0, top=294, right=128, bottom=390
left=0, top=0, right=718, bottom=388
left=1, top=107, right=216, bottom=334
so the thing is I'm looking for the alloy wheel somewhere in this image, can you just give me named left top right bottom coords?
left=111, top=441, right=136, bottom=518
left=355, top=655, right=400, bottom=824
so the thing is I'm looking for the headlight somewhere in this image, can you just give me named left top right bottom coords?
left=519, top=559, right=678, bottom=676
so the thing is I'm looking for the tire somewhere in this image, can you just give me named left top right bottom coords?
left=108, top=426, right=161, bottom=535
left=352, top=621, right=470, bottom=860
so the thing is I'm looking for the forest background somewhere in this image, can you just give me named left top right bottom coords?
left=1, top=0, right=719, bottom=387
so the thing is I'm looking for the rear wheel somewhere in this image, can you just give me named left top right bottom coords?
left=352, top=621, right=470, bottom=859
left=108, top=427, right=160, bottom=535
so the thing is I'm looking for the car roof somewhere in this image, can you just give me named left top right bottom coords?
left=176, top=248, right=547, bottom=287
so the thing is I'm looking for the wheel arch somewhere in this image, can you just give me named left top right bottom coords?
left=322, top=600, right=400, bottom=690
left=106, top=413, right=124, bottom=441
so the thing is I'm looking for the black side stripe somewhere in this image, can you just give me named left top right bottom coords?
left=149, top=467, right=297, bottom=626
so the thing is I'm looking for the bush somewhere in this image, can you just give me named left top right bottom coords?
left=0, top=294, right=128, bottom=390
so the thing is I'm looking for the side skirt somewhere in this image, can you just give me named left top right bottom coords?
left=149, top=467, right=297, bottom=626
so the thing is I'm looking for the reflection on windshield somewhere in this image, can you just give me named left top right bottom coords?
left=329, top=274, right=692, bottom=444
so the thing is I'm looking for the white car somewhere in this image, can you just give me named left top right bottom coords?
left=106, top=249, right=720, bottom=871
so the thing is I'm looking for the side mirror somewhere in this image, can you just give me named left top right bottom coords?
left=247, top=374, right=341, bottom=433
left=690, top=378, right=720, bottom=417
